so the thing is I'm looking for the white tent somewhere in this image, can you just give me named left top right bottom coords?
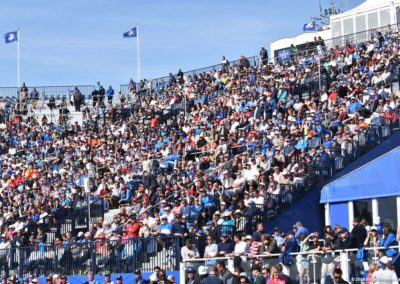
left=330, top=0, right=400, bottom=38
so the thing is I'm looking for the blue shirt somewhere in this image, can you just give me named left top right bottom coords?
left=106, top=88, right=114, bottom=96
left=201, top=194, right=215, bottom=208
left=295, top=226, right=309, bottom=239
left=348, top=101, right=361, bottom=114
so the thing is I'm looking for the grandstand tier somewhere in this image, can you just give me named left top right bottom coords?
left=1, top=2, right=400, bottom=283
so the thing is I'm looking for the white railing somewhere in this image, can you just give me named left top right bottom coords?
left=180, top=245, right=399, bottom=283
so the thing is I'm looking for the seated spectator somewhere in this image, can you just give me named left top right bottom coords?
left=181, top=239, right=200, bottom=260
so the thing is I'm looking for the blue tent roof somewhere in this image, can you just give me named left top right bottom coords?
left=320, top=146, right=400, bottom=203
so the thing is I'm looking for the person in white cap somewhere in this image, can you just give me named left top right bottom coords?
left=198, top=265, right=209, bottom=282
left=372, top=256, right=397, bottom=284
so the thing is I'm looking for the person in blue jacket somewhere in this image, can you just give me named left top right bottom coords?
left=119, top=187, right=132, bottom=205
left=199, top=188, right=216, bottom=216
left=379, top=225, right=398, bottom=257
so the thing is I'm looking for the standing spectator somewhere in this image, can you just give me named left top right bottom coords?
left=333, top=228, right=357, bottom=250
left=177, top=69, right=184, bottom=85
left=252, top=223, right=264, bottom=242
left=296, top=233, right=312, bottom=284
left=364, top=226, right=380, bottom=258
left=155, top=269, right=173, bottom=284
left=332, top=268, right=349, bottom=284
left=238, top=273, right=251, bottom=284
left=107, top=86, right=115, bottom=105
left=104, top=272, right=113, bottom=284
left=267, top=266, right=286, bottom=284
left=134, top=269, right=149, bottom=284
left=73, top=87, right=83, bottom=112
left=204, top=236, right=218, bottom=259
left=252, top=264, right=266, bottom=284
left=260, top=47, right=268, bottom=67
left=87, top=271, right=99, bottom=284
left=379, top=225, right=397, bottom=257
left=221, top=56, right=230, bottom=72
left=373, top=257, right=398, bottom=284
left=366, top=263, right=378, bottom=284
left=294, top=221, right=309, bottom=239
left=198, top=266, right=209, bottom=283
left=239, top=56, right=250, bottom=70
left=280, top=231, right=299, bottom=276
left=217, top=261, right=234, bottom=284
left=260, top=234, right=279, bottom=256
left=351, top=217, right=367, bottom=248
left=201, top=266, right=222, bottom=284
left=320, top=230, right=336, bottom=284
left=186, top=267, right=199, bottom=284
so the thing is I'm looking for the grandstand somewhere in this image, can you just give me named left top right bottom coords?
left=0, top=0, right=400, bottom=284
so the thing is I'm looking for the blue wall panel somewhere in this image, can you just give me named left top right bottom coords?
left=329, top=202, right=349, bottom=229
left=265, top=189, right=324, bottom=233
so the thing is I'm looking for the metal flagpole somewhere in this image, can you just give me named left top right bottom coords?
left=17, top=29, right=20, bottom=100
left=318, top=56, right=322, bottom=90
left=184, top=91, right=187, bottom=120
left=136, top=23, right=141, bottom=82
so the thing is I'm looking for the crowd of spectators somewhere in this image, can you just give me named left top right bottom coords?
left=0, top=26, right=398, bottom=280
left=181, top=218, right=398, bottom=284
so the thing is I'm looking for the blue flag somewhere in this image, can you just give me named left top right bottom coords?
left=277, top=49, right=291, bottom=62
left=303, top=21, right=316, bottom=32
left=4, top=31, right=18, bottom=44
left=123, top=27, right=137, bottom=38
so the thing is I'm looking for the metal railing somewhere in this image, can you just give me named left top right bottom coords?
left=9, top=197, right=105, bottom=246
left=273, top=23, right=398, bottom=62
left=0, top=236, right=180, bottom=278
left=181, top=245, right=399, bottom=283
left=0, top=85, right=94, bottom=100
left=120, top=55, right=259, bottom=94
left=325, top=23, right=397, bottom=50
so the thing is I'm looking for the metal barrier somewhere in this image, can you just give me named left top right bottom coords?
left=0, top=85, right=94, bottom=100
left=10, top=197, right=105, bottom=246
left=120, top=55, right=259, bottom=94
left=0, top=237, right=180, bottom=278
left=274, top=24, right=398, bottom=62
left=181, top=245, right=399, bottom=283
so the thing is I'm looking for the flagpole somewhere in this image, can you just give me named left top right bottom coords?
left=136, top=23, right=141, bottom=82
left=17, top=29, right=20, bottom=100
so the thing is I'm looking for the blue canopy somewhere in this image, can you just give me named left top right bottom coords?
left=320, top=146, right=400, bottom=203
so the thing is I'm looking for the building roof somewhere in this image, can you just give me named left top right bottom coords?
left=320, top=146, right=400, bottom=203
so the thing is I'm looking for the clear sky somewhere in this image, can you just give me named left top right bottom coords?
left=0, top=0, right=364, bottom=89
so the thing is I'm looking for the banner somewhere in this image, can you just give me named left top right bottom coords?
left=277, top=49, right=291, bottom=62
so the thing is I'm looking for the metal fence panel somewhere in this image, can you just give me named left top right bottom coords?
left=0, top=85, right=94, bottom=100
left=0, top=237, right=181, bottom=278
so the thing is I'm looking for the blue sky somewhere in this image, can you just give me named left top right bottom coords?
left=0, top=0, right=364, bottom=89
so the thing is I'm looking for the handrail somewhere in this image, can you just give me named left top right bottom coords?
left=322, top=145, right=400, bottom=189
left=272, top=23, right=398, bottom=62
left=182, top=245, right=400, bottom=263
left=120, top=55, right=259, bottom=94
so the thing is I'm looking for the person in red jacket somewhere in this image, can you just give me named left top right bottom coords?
left=125, top=215, right=141, bottom=238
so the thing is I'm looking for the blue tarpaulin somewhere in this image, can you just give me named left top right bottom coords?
left=320, top=146, right=400, bottom=203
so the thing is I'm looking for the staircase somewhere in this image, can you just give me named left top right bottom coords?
left=27, top=105, right=84, bottom=125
